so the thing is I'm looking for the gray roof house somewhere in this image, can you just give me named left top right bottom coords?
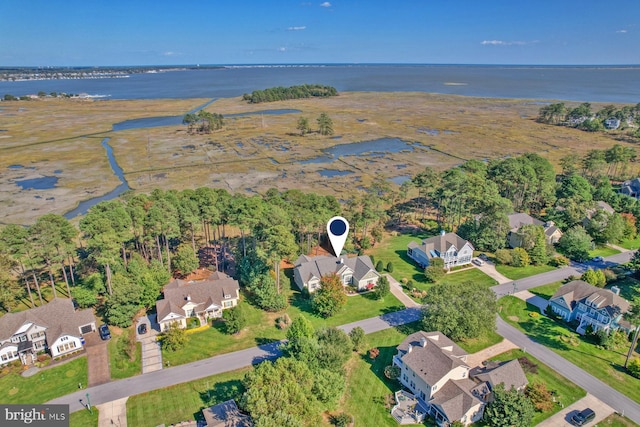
left=507, top=213, right=563, bottom=248
left=202, top=400, right=252, bottom=427
left=470, top=359, right=528, bottom=396
left=621, top=178, right=640, bottom=199
left=293, top=254, right=380, bottom=293
left=407, top=232, right=474, bottom=269
left=392, top=331, right=483, bottom=426
left=549, top=280, right=633, bottom=335
left=156, top=271, right=240, bottom=332
left=604, top=117, right=621, bottom=130
left=0, top=298, right=96, bottom=365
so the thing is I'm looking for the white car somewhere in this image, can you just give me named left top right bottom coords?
left=472, top=258, right=485, bottom=266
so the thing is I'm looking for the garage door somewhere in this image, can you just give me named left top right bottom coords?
left=80, top=324, right=94, bottom=334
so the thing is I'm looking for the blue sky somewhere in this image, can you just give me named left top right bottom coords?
left=1, top=1, right=638, bottom=66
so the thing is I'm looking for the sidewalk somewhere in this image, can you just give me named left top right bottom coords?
left=385, top=274, right=421, bottom=308
left=475, top=261, right=511, bottom=285
left=465, top=339, right=519, bottom=368
left=513, top=290, right=549, bottom=313
left=96, top=397, right=128, bottom=427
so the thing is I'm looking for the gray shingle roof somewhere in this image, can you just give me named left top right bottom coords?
left=507, top=213, right=543, bottom=231
left=156, top=272, right=240, bottom=323
left=550, top=280, right=630, bottom=318
left=397, top=331, right=468, bottom=385
left=202, top=400, right=252, bottom=427
left=293, top=254, right=379, bottom=284
left=0, top=298, right=95, bottom=343
left=413, top=233, right=472, bottom=260
left=470, top=359, right=528, bottom=392
left=430, top=379, right=482, bottom=423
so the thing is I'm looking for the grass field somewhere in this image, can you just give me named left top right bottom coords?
left=600, top=413, right=640, bottom=427
left=590, top=246, right=622, bottom=258
left=0, top=357, right=88, bottom=404
left=69, top=407, right=99, bottom=427
left=499, top=295, right=640, bottom=403
left=495, top=264, right=556, bottom=281
left=620, top=236, right=640, bottom=251
left=528, top=281, right=564, bottom=299
left=108, top=326, right=142, bottom=379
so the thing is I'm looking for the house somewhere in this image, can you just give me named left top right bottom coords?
left=392, top=331, right=528, bottom=426
left=507, top=213, right=563, bottom=248
left=0, top=298, right=96, bottom=366
left=202, top=400, right=252, bottom=427
left=156, top=271, right=240, bottom=332
left=392, top=331, right=482, bottom=426
left=620, top=178, right=640, bottom=199
left=292, top=254, right=380, bottom=293
left=604, top=117, right=621, bottom=130
left=582, top=200, right=616, bottom=226
left=407, top=231, right=473, bottom=269
left=549, top=280, right=634, bottom=335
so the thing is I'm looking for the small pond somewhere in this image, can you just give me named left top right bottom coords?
left=388, top=175, right=411, bottom=185
left=301, top=137, right=414, bottom=165
left=318, top=169, right=355, bottom=178
left=15, top=176, right=59, bottom=190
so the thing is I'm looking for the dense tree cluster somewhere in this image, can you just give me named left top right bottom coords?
left=242, top=84, right=337, bottom=103
left=182, top=110, right=224, bottom=134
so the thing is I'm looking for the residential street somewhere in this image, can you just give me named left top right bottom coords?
left=49, top=250, right=640, bottom=424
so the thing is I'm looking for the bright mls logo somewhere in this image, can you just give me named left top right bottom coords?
left=1, top=405, right=68, bottom=426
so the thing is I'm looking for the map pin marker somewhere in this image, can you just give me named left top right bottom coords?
left=327, top=216, right=349, bottom=257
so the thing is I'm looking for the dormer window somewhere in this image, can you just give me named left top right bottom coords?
left=224, top=294, right=231, bottom=299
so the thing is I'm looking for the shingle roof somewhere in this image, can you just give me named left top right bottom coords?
left=507, top=213, right=543, bottom=231
left=550, top=280, right=630, bottom=318
left=397, top=331, right=468, bottom=385
left=156, top=272, right=240, bottom=323
left=0, top=298, right=95, bottom=342
left=202, top=400, right=252, bottom=427
left=470, top=359, right=528, bottom=392
left=430, top=379, right=482, bottom=423
left=415, top=233, right=472, bottom=259
left=293, top=255, right=379, bottom=284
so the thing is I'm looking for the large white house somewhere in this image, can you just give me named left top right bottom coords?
left=407, top=232, right=474, bottom=269
left=392, top=331, right=527, bottom=426
left=156, top=271, right=240, bottom=332
left=293, top=254, right=380, bottom=293
left=0, top=298, right=96, bottom=365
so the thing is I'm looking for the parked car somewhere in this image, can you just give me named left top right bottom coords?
left=99, top=324, right=111, bottom=340
left=137, top=323, right=148, bottom=335
left=472, top=258, right=485, bottom=266
left=478, top=253, right=489, bottom=261
left=571, top=408, right=595, bottom=426
left=592, top=256, right=604, bottom=262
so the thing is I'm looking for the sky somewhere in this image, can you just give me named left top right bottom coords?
left=1, top=0, right=639, bottom=66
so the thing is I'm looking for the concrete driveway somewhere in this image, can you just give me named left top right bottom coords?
left=136, top=314, right=163, bottom=373
left=536, top=393, right=614, bottom=427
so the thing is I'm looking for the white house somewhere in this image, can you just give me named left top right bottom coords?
left=0, top=298, right=96, bottom=365
left=156, top=271, right=240, bottom=332
left=293, top=254, right=380, bottom=293
left=407, top=232, right=473, bottom=269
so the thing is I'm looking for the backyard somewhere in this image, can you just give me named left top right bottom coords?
left=499, top=295, right=640, bottom=403
left=108, top=326, right=142, bottom=379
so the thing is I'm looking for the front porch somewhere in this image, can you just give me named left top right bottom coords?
left=391, top=390, right=427, bottom=425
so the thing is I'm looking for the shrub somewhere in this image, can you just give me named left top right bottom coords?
left=386, top=262, right=394, bottom=273
left=525, top=382, right=555, bottom=412
left=376, top=260, right=385, bottom=271
left=331, top=412, right=352, bottom=427
left=511, top=247, right=530, bottom=267
left=368, top=347, right=380, bottom=359
left=276, top=314, right=291, bottom=329
left=349, top=326, right=366, bottom=352
left=628, top=359, right=640, bottom=379
left=518, top=357, right=538, bottom=375
left=602, top=268, right=617, bottom=283
left=495, top=249, right=513, bottom=265
left=550, top=255, right=570, bottom=267
left=384, top=365, right=401, bottom=380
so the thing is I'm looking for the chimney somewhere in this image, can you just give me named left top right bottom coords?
left=440, top=230, right=446, bottom=236
left=339, top=257, right=344, bottom=264
left=611, top=286, right=620, bottom=296
left=420, top=337, right=427, bottom=348
left=407, top=344, right=413, bottom=353
left=185, top=294, right=191, bottom=301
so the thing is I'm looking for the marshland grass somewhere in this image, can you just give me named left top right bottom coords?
left=1, top=93, right=635, bottom=224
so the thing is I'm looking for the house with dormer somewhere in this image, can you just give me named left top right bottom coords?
left=620, top=178, right=640, bottom=199
left=156, top=271, right=240, bottom=332
left=293, top=254, right=380, bottom=293
left=549, top=280, right=634, bottom=335
left=507, top=213, right=562, bottom=248
left=391, top=331, right=528, bottom=426
left=407, top=232, right=473, bottom=269
left=0, top=298, right=96, bottom=366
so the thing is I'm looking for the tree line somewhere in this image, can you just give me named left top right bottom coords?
left=538, top=101, right=640, bottom=137
left=242, top=84, right=338, bottom=104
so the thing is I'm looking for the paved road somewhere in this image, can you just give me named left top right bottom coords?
left=49, top=308, right=421, bottom=413
left=497, top=317, right=640, bottom=424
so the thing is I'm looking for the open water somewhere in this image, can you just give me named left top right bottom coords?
left=1, top=65, right=639, bottom=103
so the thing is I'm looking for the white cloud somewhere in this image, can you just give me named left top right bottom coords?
left=481, top=40, right=536, bottom=46
left=288, top=26, right=307, bottom=31
left=617, top=29, right=628, bottom=33
left=163, top=51, right=179, bottom=56
left=278, top=47, right=287, bottom=52
left=320, top=2, right=331, bottom=7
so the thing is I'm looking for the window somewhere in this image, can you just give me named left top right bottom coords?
left=1, top=354, right=7, bottom=362
left=410, top=381, right=415, bottom=389
left=432, top=385, right=437, bottom=392
left=20, top=335, right=27, bottom=342
left=223, top=300, right=234, bottom=308
left=403, top=374, right=408, bottom=382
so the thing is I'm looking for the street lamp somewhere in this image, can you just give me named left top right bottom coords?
left=513, top=282, right=517, bottom=294
left=86, top=392, right=92, bottom=414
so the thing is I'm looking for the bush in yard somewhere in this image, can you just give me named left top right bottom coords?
left=386, top=262, right=394, bottom=272
left=331, top=413, right=352, bottom=427
left=376, top=260, right=385, bottom=272
left=628, top=359, right=640, bottom=378
left=550, top=255, right=570, bottom=267
left=349, top=326, right=366, bottom=352
left=495, top=248, right=513, bottom=265
left=602, top=268, right=617, bottom=283
left=525, top=382, right=554, bottom=412
left=483, top=384, right=535, bottom=427
left=368, top=347, right=380, bottom=359
left=581, top=268, right=606, bottom=287
left=312, top=274, right=347, bottom=317
left=375, top=275, right=390, bottom=300
left=424, top=258, right=446, bottom=282
left=518, top=357, right=538, bottom=375
left=223, top=305, right=247, bottom=334
left=384, top=365, right=401, bottom=380
left=161, top=323, right=189, bottom=352
left=511, top=247, right=530, bottom=267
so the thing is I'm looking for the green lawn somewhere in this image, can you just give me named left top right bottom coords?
left=620, top=236, right=640, bottom=251
left=606, top=276, right=640, bottom=302
left=499, top=295, right=640, bottom=403
left=438, top=268, right=497, bottom=288
left=590, top=246, right=621, bottom=258
left=0, top=357, right=88, bottom=404
left=367, top=232, right=432, bottom=286
left=69, top=407, right=98, bottom=427
left=456, top=330, right=504, bottom=354
left=600, top=413, right=640, bottom=427
left=127, top=368, right=250, bottom=427
left=108, top=326, right=142, bottom=379
left=495, top=264, right=556, bottom=281
left=529, top=281, right=564, bottom=299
